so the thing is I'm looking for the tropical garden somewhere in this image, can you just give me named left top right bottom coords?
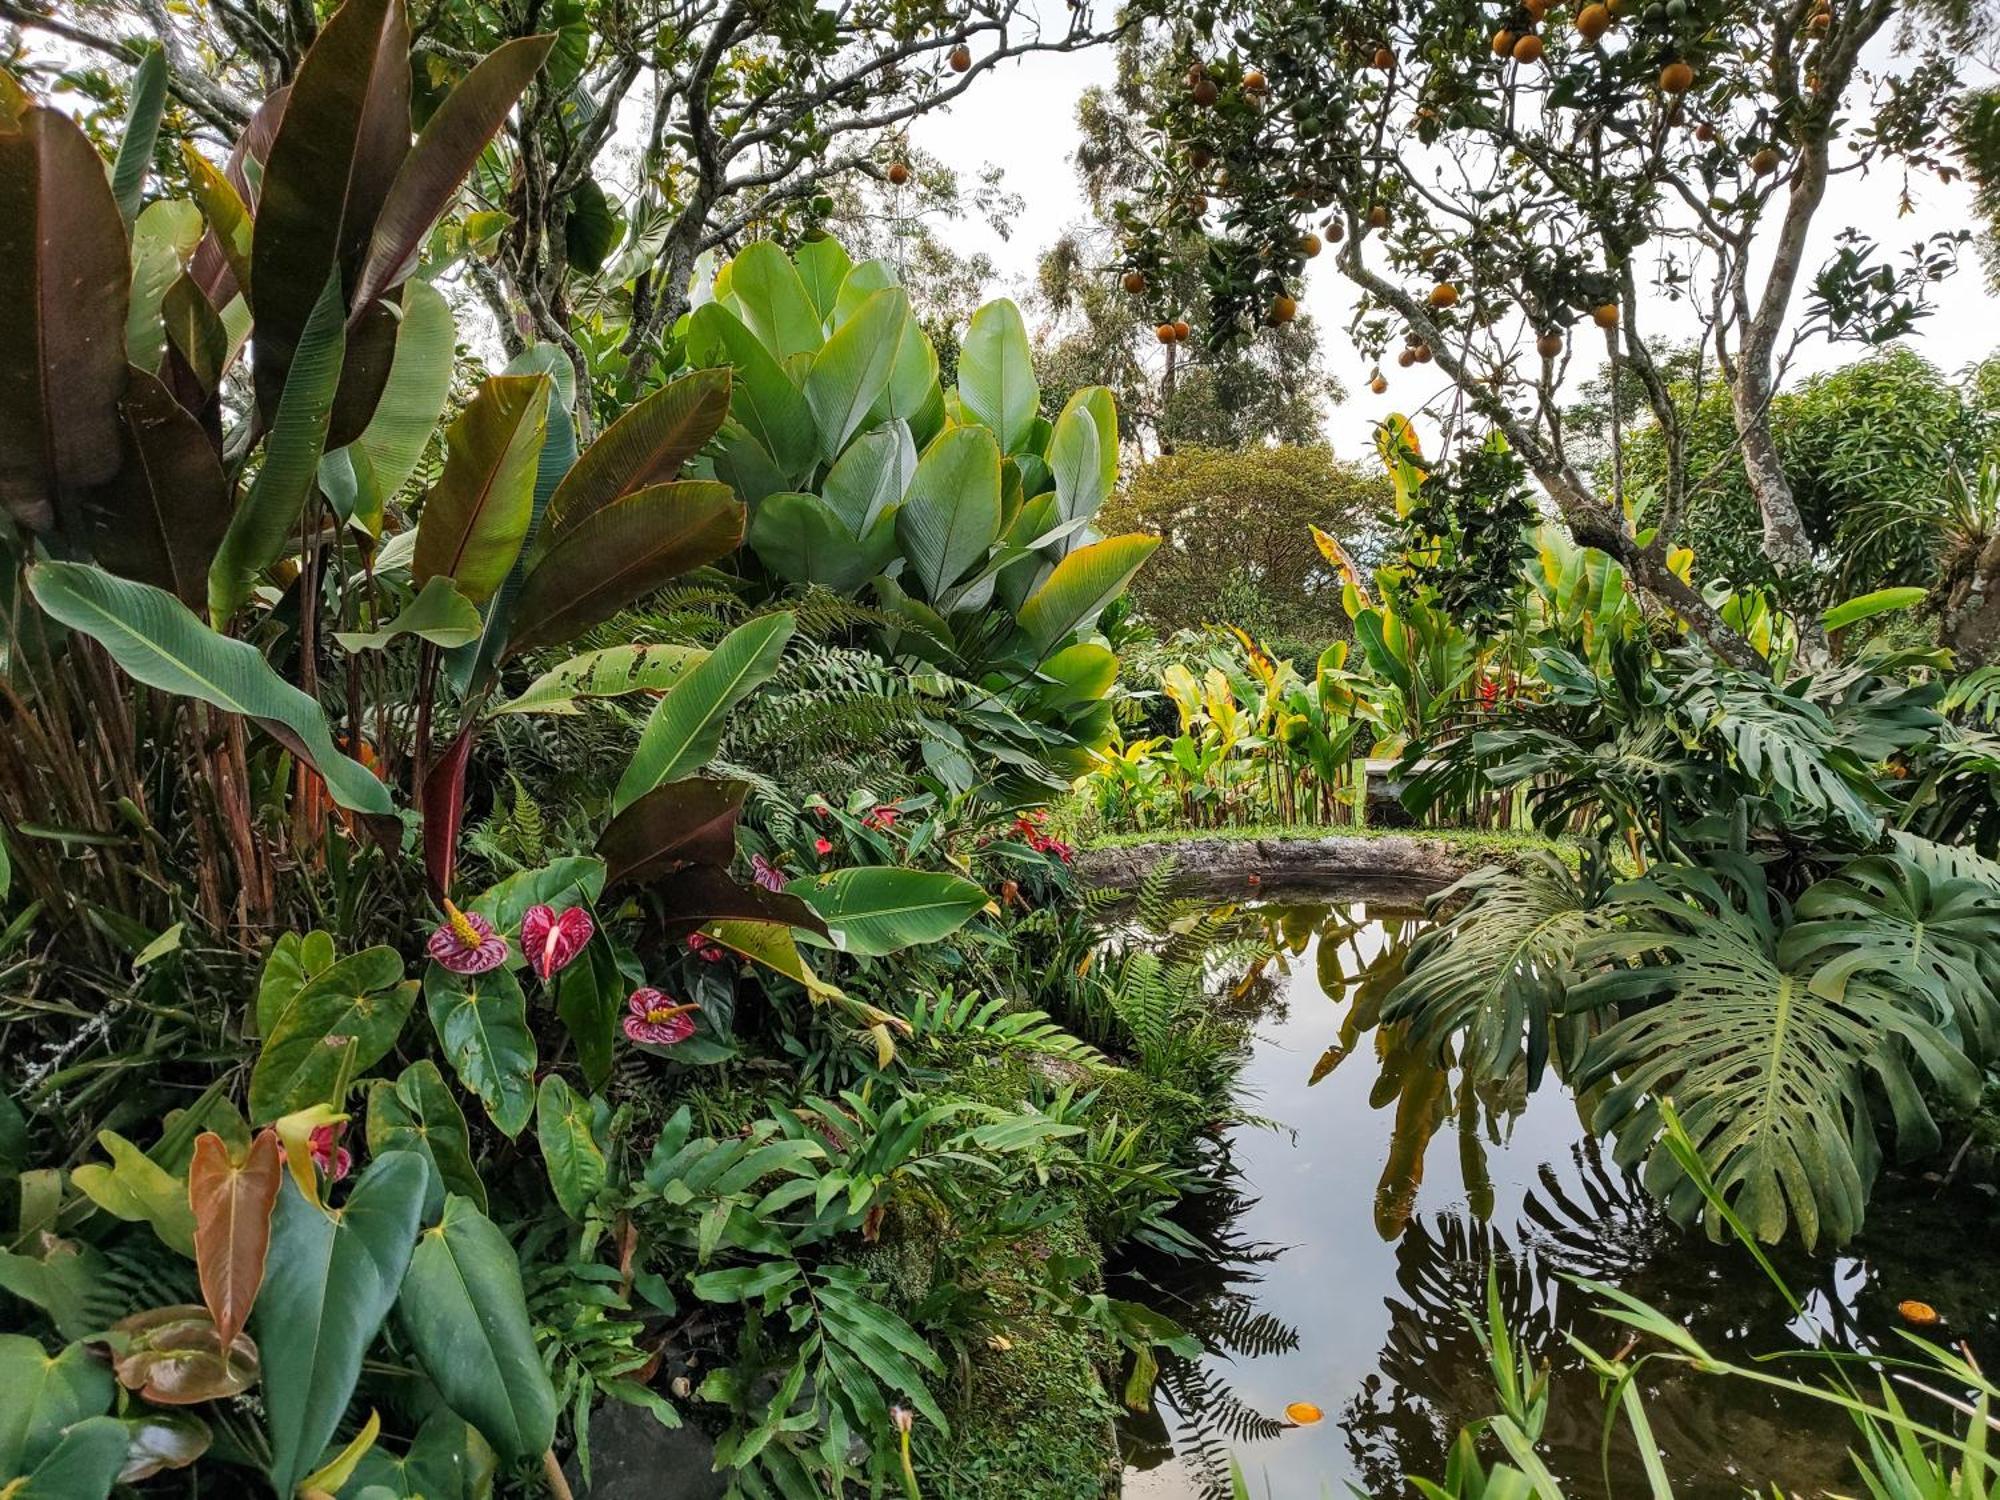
left=5, top=0, right=2000, bottom=1494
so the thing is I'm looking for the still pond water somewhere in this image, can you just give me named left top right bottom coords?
left=1117, top=895, right=2000, bottom=1499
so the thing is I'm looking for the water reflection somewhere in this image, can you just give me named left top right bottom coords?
left=1118, top=899, right=2000, bottom=1500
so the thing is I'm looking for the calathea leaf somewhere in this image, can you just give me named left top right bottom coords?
left=685, top=302, right=817, bottom=479
left=396, top=1194, right=558, bottom=1462
left=895, top=424, right=1002, bottom=601
left=956, top=297, right=1039, bottom=456
left=726, top=240, right=824, bottom=360
left=804, top=285, right=907, bottom=461
left=1014, top=534, right=1160, bottom=657
left=255, top=1152, right=427, bottom=1499
left=748, top=491, right=899, bottom=595
left=424, top=962, right=536, bottom=1136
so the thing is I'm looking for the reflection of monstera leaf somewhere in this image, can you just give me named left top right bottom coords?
left=96, top=1305, right=259, bottom=1404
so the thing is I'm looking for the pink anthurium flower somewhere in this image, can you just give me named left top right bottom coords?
left=427, top=900, right=508, bottom=974
left=522, top=904, right=594, bottom=980
left=750, top=853, right=786, bottom=893
left=623, top=989, right=699, bottom=1046
left=309, top=1122, right=352, bottom=1183
left=686, top=931, right=728, bottom=963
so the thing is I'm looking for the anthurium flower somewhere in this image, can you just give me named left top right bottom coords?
left=427, top=901, right=508, bottom=974
left=686, top=931, right=727, bottom=963
left=862, top=802, right=901, bottom=831
left=522, top=904, right=594, bottom=980
left=623, top=989, right=699, bottom=1046
left=814, top=836, right=833, bottom=856
left=750, top=853, right=786, bottom=892
left=308, top=1122, right=351, bottom=1183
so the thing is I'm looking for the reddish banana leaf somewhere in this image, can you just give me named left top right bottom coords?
left=506, top=480, right=744, bottom=656
left=630, top=863, right=828, bottom=939
left=411, top=374, right=551, bottom=604
left=188, top=1128, right=282, bottom=1350
left=79, top=368, right=231, bottom=607
left=0, top=105, right=132, bottom=535
left=326, top=290, right=404, bottom=449
left=250, top=0, right=410, bottom=414
left=595, top=778, right=747, bottom=888
left=189, top=85, right=288, bottom=307
left=351, top=34, right=555, bottom=312
left=536, top=368, right=733, bottom=545
left=422, top=721, right=477, bottom=900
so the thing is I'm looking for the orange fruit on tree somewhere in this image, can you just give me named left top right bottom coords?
left=1592, top=301, right=1620, bottom=328
left=1122, top=270, right=1147, bottom=294
left=1524, top=0, right=1548, bottom=18
left=1659, top=60, right=1695, bottom=92
left=1808, top=9, right=1830, bottom=28
left=1898, top=1300, right=1941, bottom=1328
left=1193, top=76, right=1220, bottom=105
left=1370, top=372, right=1389, bottom=394
left=1414, top=342, right=1433, bottom=362
left=1576, top=3, right=1611, bottom=38
left=1372, top=45, right=1396, bottom=69
left=887, top=161, right=910, bottom=185
left=1513, top=33, right=1545, bottom=63
left=1244, top=68, right=1268, bottom=91
left=1536, top=330, right=1564, bottom=358
left=1397, top=349, right=1415, bottom=367
left=1324, top=218, right=1345, bottom=242
left=1750, top=146, right=1780, bottom=175
left=1174, top=319, right=1192, bottom=340
left=949, top=43, right=972, bottom=71
left=1493, top=27, right=1516, bottom=53
left=1429, top=282, right=1459, bottom=308
left=1286, top=1402, right=1324, bottom=1426
left=1694, top=120, right=1715, bottom=141
left=1367, top=204, right=1389, bottom=229
left=1155, top=324, right=1175, bottom=344
left=1301, top=232, right=1322, bottom=257
left=1269, top=294, right=1298, bottom=324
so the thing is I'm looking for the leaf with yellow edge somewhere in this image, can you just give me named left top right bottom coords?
left=703, top=920, right=842, bottom=1000
left=273, top=1104, right=347, bottom=1209
left=1310, top=525, right=1373, bottom=606
left=298, top=1407, right=379, bottom=1498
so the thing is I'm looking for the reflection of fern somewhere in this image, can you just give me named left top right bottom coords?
left=909, top=989, right=1107, bottom=1066
left=1200, top=1300, right=1301, bottom=1361
left=1155, top=1356, right=1291, bottom=1499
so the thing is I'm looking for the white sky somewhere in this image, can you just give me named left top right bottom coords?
left=910, top=11, right=1998, bottom=462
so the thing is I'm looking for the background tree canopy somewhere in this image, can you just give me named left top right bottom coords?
left=1099, top=443, right=1392, bottom=655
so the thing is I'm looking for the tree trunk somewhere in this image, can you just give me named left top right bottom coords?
left=1939, top=534, right=2000, bottom=667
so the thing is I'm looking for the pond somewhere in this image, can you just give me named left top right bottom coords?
left=1116, top=893, right=2000, bottom=1500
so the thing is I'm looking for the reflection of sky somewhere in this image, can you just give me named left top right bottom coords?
left=1124, top=901, right=2000, bottom=1500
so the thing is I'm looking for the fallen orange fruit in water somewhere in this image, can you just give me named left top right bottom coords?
left=1285, top=1402, right=1323, bottom=1426
left=1898, top=1299, right=1941, bottom=1327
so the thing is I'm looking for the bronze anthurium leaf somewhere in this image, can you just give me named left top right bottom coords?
left=94, top=1305, right=260, bottom=1405
left=188, top=1128, right=282, bottom=1348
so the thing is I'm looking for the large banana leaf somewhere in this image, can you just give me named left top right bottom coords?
left=125, top=200, right=203, bottom=373
left=397, top=1194, right=557, bottom=1461
left=412, top=374, right=551, bottom=604
left=505, top=479, right=744, bottom=655
left=784, top=866, right=987, bottom=957
left=80, top=369, right=230, bottom=607
left=957, top=298, right=1038, bottom=456
left=108, top=45, right=167, bottom=227
left=613, top=613, right=794, bottom=811
left=27, top=562, right=393, bottom=816
left=1572, top=857, right=1980, bottom=1248
left=0, top=105, right=132, bottom=535
left=804, top=287, right=907, bottom=461
left=488, top=643, right=707, bottom=717
left=537, top=367, right=732, bottom=544
left=327, top=279, right=457, bottom=534
left=896, top=425, right=1001, bottom=601
left=256, top=1152, right=427, bottom=1498
left=1015, top=534, right=1159, bottom=656
left=595, top=777, right=747, bottom=887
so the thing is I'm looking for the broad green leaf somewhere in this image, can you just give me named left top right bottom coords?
left=685, top=304, right=817, bottom=479
left=255, top=1153, right=427, bottom=1499
left=300, top=1408, right=380, bottom=1497
left=794, top=236, right=853, bottom=321
left=487, top=643, right=707, bottom=717
left=821, top=420, right=916, bottom=534
left=7, top=1416, right=127, bottom=1499
left=1047, top=394, right=1106, bottom=534
left=0, top=105, right=130, bottom=536
left=804, top=287, right=908, bottom=461
left=468, top=855, right=607, bottom=935
left=556, top=939, right=622, bottom=1091
left=1057, top=385, right=1118, bottom=503
left=366, top=1060, right=485, bottom=1213
left=108, top=46, right=167, bottom=226
left=250, top=945, right=415, bottom=1122
left=873, top=313, right=941, bottom=426
left=1015, top=534, right=1159, bottom=656
left=398, top=1195, right=559, bottom=1462
left=613, top=613, right=794, bottom=812
left=27, top=571, right=394, bottom=816
left=538, top=367, right=733, bottom=545
left=831, top=257, right=898, bottom=322
left=70, top=1130, right=196, bottom=1256
left=424, top=963, right=536, bottom=1137
left=957, top=298, right=1038, bottom=455
left=705, top=920, right=842, bottom=1000
left=329, top=279, right=457, bottom=535
left=728, top=241, right=824, bottom=360
left=334, top=576, right=482, bottom=651
left=412, top=374, right=551, bottom=605
left=125, top=200, right=203, bottom=372
left=180, top=144, right=253, bottom=305
left=257, top=930, right=339, bottom=1034
left=1035, top=642, right=1119, bottom=713
left=748, top=491, right=898, bottom=594
left=506, top=480, right=744, bottom=656
left=342, top=1410, right=476, bottom=1499
left=784, top=867, right=987, bottom=958
left=1821, top=586, right=1928, bottom=633
left=0, top=1243, right=109, bottom=1353
left=535, top=1076, right=605, bottom=1221
left=0, top=1336, right=114, bottom=1477
left=209, top=272, right=347, bottom=623
left=896, top=425, right=1002, bottom=601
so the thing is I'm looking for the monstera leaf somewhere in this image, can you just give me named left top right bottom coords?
left=1571, top=855, right=1980, bottom=1249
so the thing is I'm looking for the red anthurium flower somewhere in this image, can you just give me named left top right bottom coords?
left=814, top=836, right=834, bottom=856
left=686, top=931, right=728, bottom=963
left=862, top=802, right=901, bottom=831
left=750, top=853, right=786, bottom=893
left=522, top=904, right=594, bottom=980
left=427, top=901, right=508, bottom=974
left=624, top=989, right=699, bottom=1046
left=309, top=1122, right=352, bottom=1183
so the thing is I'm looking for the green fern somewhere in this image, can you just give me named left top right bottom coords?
left=908, top=988, right=1108, bottom=1066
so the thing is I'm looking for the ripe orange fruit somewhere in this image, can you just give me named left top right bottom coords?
left=1324, top=218, right=1345, bottom=242
left=1808, top=9, right=1830, bottom=28
left=1414, top=342, right=1433, bottom=363
left=1123, top=270, right=1148, bottom=294
left=1750, top=146, right=1779, bottom=175
left=887, top=161, right=910, bottom=185
left=1493, top=27, right=1516, bottom=53
left=1285, top=1402, right=1324, bottom=1425
left=1512, top=33, right=1545, bottom=63
left=1659, top=60, right=1695, bottom=92
left=1428, top=282, right=1459, bottom=308
left=949, top=43, right=971, bottom=71
left=1592, top=302, right=1620, bottom=328
left=1576, top=3, right=1611, bottom=38
left=1300, top=232, right=1322, bottom=258
left=1397, top=349, right=1416, bottom=367
left=1536, top=330, right=1564, bottom=358
left=1370, top=373, right=1389, bottom=394
left=1372, top=45, right=1396, bottom=69
left=1193, top=76, right=1220, bottom=105
left=1694, top=120, right=1715, bottom=141
left=1367, top=204, right=1389, bottom=229
left=1244, top=68, right=1268, bottom=91
left=1898, top=1300, right=1941, bottom=1328
left=1524, top=0, right=1548, bottom=18
left=1269, top=294, right=1298, bottom=324
left=1174, top=320, right=1192, bottom=340
left=1155, top=324, right=1175, bottom=343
